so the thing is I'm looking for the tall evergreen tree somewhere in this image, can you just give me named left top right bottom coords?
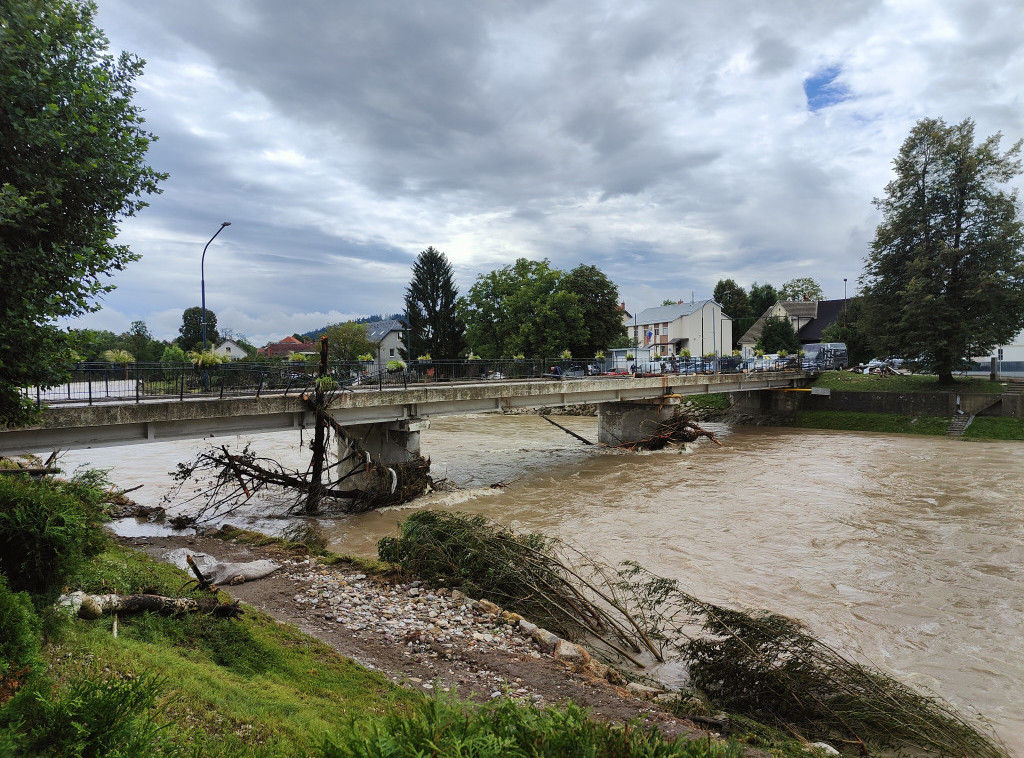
left=860, top=117, right=1024, bottom=384
left=755, top=315, right=801, bottom=354
left=404, top=247, right=466, bottom=359
left=748, top=281, right=779, bottom=317
left=177, top=307, right=218, bottom=351
left=714, top=278, right=754, bottom=347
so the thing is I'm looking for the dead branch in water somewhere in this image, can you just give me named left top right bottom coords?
left=616, top=411, right=721, bottom=451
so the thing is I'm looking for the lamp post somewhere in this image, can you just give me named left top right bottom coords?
left=201, top=222, right=231, bottom=353
left=843, top=278, right=848, bottom=327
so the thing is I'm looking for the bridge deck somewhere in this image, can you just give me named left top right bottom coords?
left=0, top=372, right=807, bottom=453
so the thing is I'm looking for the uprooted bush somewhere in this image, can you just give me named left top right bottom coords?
left=0, top=472, right=110, bottom=595
left=379, top=511, right=1008, bottom=758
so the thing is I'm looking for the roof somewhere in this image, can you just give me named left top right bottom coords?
left=279, top=336, right=303, bottom=344
left=738, top=299, right=846, bottom=345
left=633, top=299, right=717, bottom=324
left=365, top=319, right=405, bottom=342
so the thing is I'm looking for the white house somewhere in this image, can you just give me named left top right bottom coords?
left=212, top=339, right=248, bottom=361
left=624, top=300, right=733, bottom=358
left=365, top=319, right=406, bottom=369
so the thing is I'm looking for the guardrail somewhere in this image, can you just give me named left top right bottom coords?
left=21, top=356, right=796, bottom=407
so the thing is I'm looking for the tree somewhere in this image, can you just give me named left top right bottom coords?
left=321, top=322, right=377, bottom=362
left=0, top=0, right=165, bottom=423
left=461, top=259, right=586, bottom=358
left=160, top=344, right=187, bottom=363
left=177, top=307, right=218, bottom=352
left=779, top=277, right=825, bottom=301
left=748, top=282, right=779, bottom=317
left=404, top=246, right=466, bottom=359
left=560, top=265, right=627, bottom=357
left=756, top=315, right=800, bottom=354
left=861, top=117, right=1024, bottom=383
left=120, top=320, right=161, bottom=362
left=821, top=297, right=872, bottom=366
left=713, top=278, right=754, bottom=348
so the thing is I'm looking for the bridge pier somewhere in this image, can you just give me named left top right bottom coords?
left=597, top=399, right=679, bottom=446
left=333, top=418, right=430, bottom=494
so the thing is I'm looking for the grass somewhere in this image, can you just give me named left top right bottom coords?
left=963, top=416, right=1024, bottom=440
left=811, top=371, right=1005, bottom=394
left=43, top=543, right=415, bottom=756
left=790, top=410, right=951, bottom=435
left=685, top=393, right=732, bottom=412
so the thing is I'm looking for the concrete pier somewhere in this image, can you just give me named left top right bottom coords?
left=597, top=399, right=680, bottom=446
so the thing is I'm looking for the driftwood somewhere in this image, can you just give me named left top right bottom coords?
left=616, top=413, right=721, bottom=451
left=73, top=593, right=242, bottom=620
left=539, top=414, right=595, bottom=445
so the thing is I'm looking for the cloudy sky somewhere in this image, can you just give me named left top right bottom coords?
left=73, top=0, right=1024, bottom=347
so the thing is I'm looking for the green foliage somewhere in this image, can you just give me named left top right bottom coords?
left=404, top=246, right=466, bottom=360
left=0, top=573, right=40, bottom=675
left=461, top=259, right=624, bottom=358
left=778, top=277, right=824, bottom=301
left=324, top=690, right=746, bottom=758
left=322, top=322, right=378, bottom=362
left=177, top=307, right=218, bottom=351
left=861, top=117, right=1024, bottom=384
left=1, top=671, right=173, bottom=758
left=712, top=279, right=753, bottom=347
left=0, top=474, right=110, bottom=595
left=0, top=0, right=165, bottom=424
left=187, top=350, right=225, bottom=367
left=101, top=349, right=134, bottom=364
left=819, top=296, right=872, bottom=366
left=385, top=359, right=406, bottom=372
left=755, top=316, right=800, bottom=354
left=962, top=417, right=1024, bottom=440
left=791, top=411, right=951, bottom=435
left=160, top=344, right=187, bottom=363
left=747, top=282, right=778, bottom=317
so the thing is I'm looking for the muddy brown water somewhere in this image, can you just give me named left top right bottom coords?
left=60, top=415, right=1024, bottom=753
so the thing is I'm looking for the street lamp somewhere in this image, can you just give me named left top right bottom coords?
left=201, top=222, right=231, bottom=352
left=843, top=278, right=848, bottom=327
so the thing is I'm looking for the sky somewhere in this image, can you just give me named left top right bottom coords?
left=70, top=0, right=1024, bottom=347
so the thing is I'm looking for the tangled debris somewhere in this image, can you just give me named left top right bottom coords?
left=378, top=511, right=1008, bottom=758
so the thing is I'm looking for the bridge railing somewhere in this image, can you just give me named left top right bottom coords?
left=22, top=357, right=800, bottom=406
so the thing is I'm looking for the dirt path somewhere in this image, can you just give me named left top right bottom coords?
left=119, top=531, right=749, bottom=748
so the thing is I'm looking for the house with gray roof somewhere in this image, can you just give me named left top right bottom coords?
left=364, top=319, right=406, bottom=369
left=623, top=299, right=733, bottom=358
left=738, top=299, right=847, bottom=354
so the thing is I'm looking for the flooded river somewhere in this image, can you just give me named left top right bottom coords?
left=61, top=416, right=1024, bottom=753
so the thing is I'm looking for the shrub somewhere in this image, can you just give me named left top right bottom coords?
left=0, top=475, right=109, bottom=595
left=0, top=574, right=40, bottom=678
left=386, top=359, right=406, bottom=372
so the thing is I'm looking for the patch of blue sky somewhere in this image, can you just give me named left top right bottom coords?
left=803, top=65, right=851, bottom=111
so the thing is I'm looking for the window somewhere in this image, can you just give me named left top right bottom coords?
left=389, top=348, right=395, bottom=357
left=653, top=326, right=660, bottom=336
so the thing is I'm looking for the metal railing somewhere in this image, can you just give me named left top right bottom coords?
left=22, top=356, right=798, bottom=407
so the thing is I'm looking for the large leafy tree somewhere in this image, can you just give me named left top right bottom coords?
left=404, top=246, right=466, bottom=359
left=177, top=307, right=218, bottom=351
left=861, top=117, right=1024, bottom=384
left=461, top=259, right=586, bottom=358
left=0, top=0, right=165, bottom=423
left=560, top=265, right=626, bottom=358
left=322, top=321, right=377, bottom=362
left=713, top=278, right=754, bottom=347
left=779, top=277, right=825, bottom=301
left=748, top=281, right=779, bottom=317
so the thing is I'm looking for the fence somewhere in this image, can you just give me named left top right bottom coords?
left=22, top=356, right=786, bottom=407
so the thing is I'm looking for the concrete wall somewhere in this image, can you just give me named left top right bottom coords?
left=733, top=389, right=1024, bottom=420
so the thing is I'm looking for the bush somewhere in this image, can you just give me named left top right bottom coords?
left=0, top=574, right=40, bottom=677
left=0, top=474, right=109, bottom=595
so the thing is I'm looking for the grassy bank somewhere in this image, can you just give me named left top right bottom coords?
left=811, top=371, right=1005, bottom=393
left=789, top=410, right=951, bottom=435
left=2, top=474, right=792, bottom=758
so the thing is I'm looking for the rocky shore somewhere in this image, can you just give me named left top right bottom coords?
left=123, top=532, right=739, bottom=746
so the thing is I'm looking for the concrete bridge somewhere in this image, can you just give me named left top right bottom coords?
left=0, top=372, right=808, bottom=455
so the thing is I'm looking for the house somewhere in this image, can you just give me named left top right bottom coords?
left=257, top=335, right=316, bottom=359
left=738, top=299, right=847, bottom=356
left=974, top=328, right=1024, bottom=375
left=623, top=300, right=733, bottom=359
left=212, top=339, right=248, bottom=361
left=364, top=319, right=406, bottom=368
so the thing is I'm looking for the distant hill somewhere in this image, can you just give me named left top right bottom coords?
left=300, top=313, right=405, bottom=340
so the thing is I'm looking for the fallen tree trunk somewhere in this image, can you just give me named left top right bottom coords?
left=67, top=592, right=242, bottom=620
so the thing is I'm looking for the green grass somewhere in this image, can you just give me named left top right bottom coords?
left=791, top=410, right=951, bottom=435
left=963, top=417, right=1024, bottom=440
left=41, top=543, right=415, bottom=756
left=811, top=371, right=1005, bottom=394
left=685, top=393, right=732, bottom=411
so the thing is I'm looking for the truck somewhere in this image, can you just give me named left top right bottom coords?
left=801, top=342, right=848, bottom=370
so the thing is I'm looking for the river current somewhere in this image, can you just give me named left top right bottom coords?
left=60, top=416, right=1024, bottom=753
